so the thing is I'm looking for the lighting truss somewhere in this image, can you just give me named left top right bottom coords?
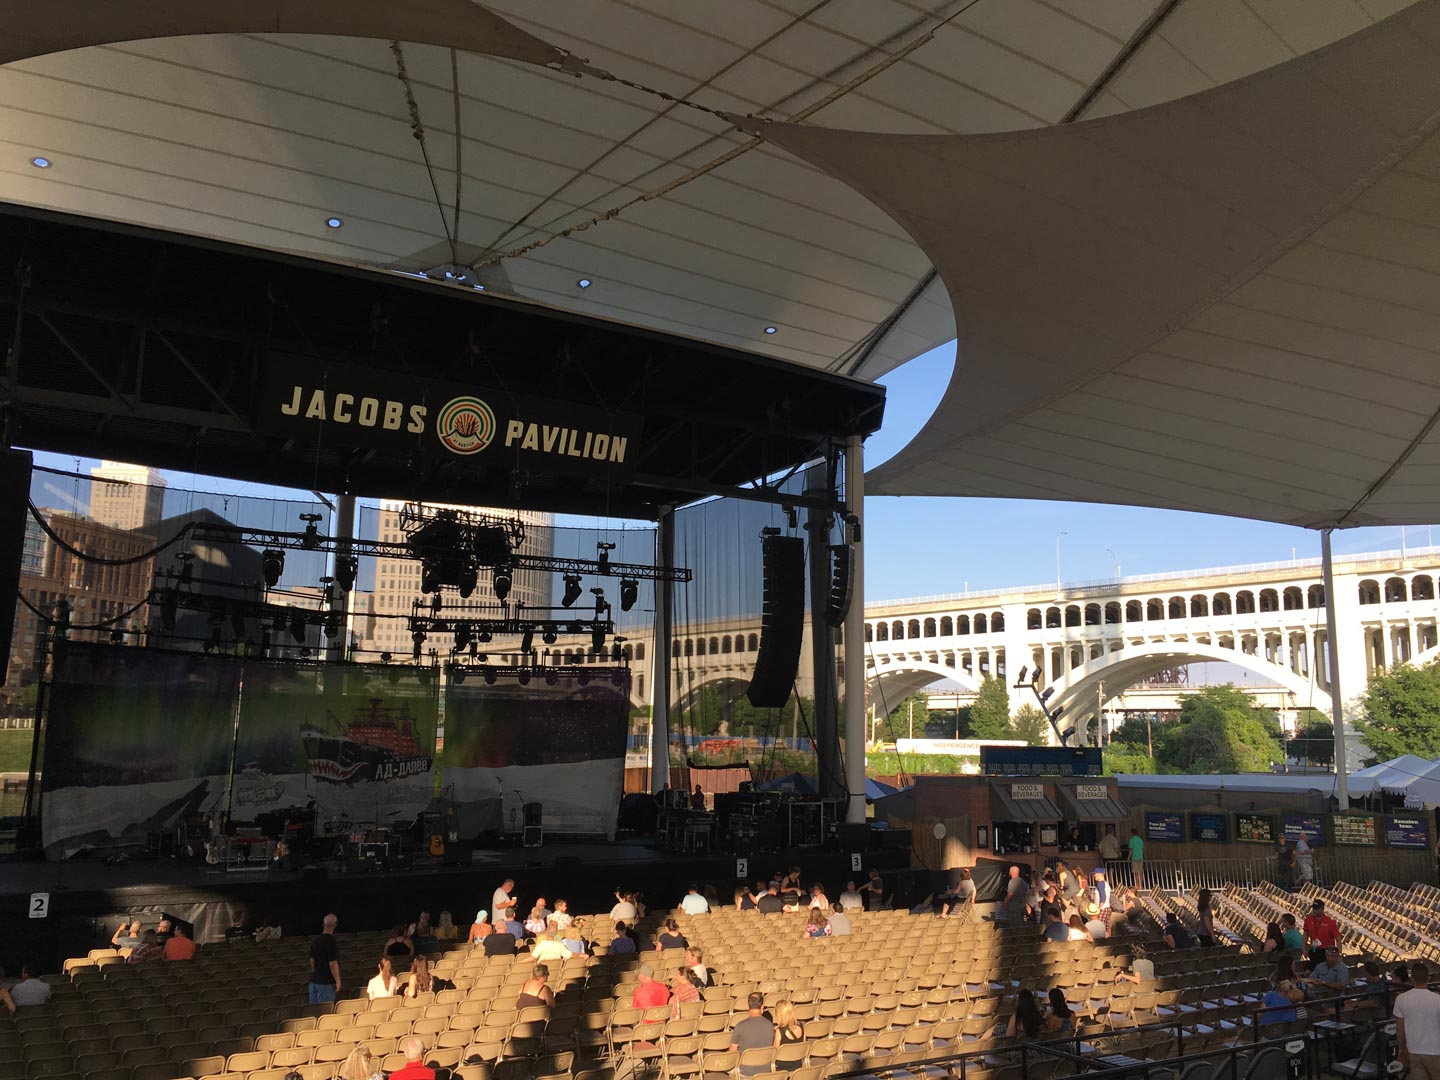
left=445, top=662, right=630, bottom=687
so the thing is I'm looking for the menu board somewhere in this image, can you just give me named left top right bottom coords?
left=1190, top=812, right=1230, bottom=843
left=1146, top=812, right=1185, bottom=842
left=1384, top=816, right=1431, bottom=850
left=1236, top=813, right=1277, bottom=844
left=1331, top=814, right=1378, bottom=847
left=1282, top=815, right=1326, bottom=848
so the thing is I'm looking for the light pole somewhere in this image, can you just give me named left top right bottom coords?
left=1055, top=531, right=1067, bottom=599
left=1106, top=548, right=1121, bottom=581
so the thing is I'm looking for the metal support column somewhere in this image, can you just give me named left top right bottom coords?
left=843, top=435, right=868, bottom=824
left=807, top=467, right=841, bottom=800
left=328, top=494, right=356, bottom=664
left=650, top=509, right=675, bottom=793
left=1321, top=529, right=1350, bottom=807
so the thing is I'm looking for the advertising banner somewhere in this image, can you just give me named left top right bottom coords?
left=232, top=660, right=438, bottom=829
left=1236, top=813, right=1277, bottom=844
left=255, top=354, right=642, bottom=480
left=1384, top=815, right=1431, bottom=850
left=1332, top=814, right=1378, bottom=847
left=1145, top=812, right=1185, bottom=842
left=1190, top=812, right=1230, bottom=843
left=41, top=644, right=240, bottom=856
left=1282, top=815, right=1325, bottom=847
left=440, top=672, right=631, bottom=839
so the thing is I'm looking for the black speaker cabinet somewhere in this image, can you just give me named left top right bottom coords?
left=523, top=826, right=543, bottom=848
left=880, top=828, right=913, bottom=850
left=836, top=822, right=870, bottom=851
left=523, top=802, right=543, bottom=827
left=746, top=534, right=805, bottom=708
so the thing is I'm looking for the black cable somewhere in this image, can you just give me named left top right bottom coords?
left=17, top=591, right=150, bottom=631
left=28, top=501, right=192, bottom=566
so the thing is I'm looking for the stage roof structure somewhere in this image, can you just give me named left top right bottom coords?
left=0, top=1, right=1414, bottom=385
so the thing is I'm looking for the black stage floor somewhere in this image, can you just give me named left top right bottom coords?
left=1, top=838, right=919, bottom=976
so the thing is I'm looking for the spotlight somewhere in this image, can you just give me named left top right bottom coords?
left=1014, top=666, right=1028, bottom=686
left=517, top=669, right=531, bottom=686
left=451, top=666, right=466, bottom=685
left=335, top=555, right=358, bottom=592
left=1031, top=668, right=1042, bottom=686
left=578, top=672, right=590, bottom=687
left=300, top=646, right=312, bottom=659
left=469, top=639, right=478, bottom=658
left=31, top=156, right=52, bottom=168
left=110, top=629, right=124, bottom=645
left=764, top=326, right=776, bottom=335
left=611, top=641, right=623, bottom=662
left=412, top=628, right=427, bottom=652
left=520, top=627, right=534, bottom=654
left=619, top=579, right=638, bottom=612
left=1040, top=687, right=1055, bottom=703
left=455, top=625, right=471, bottom=652
left=325, top=612, right=341, bottom=641
left=206, top=624, right=222, bottom=653
left=299, top=513, right=323, bottom=550
left=592, top=626, right=606, bottom=652
left=493, top=569, right=512, bottom=602
left=478, top=632, right=492, bottom=644
left=381, top=651, right=393, bottom=664
left=577, top=278, right=592, bottom=289
left=545, top=671, right=558, bottom=686
left=325, top=216, right=344, bottom=229
left=561, top=575, right=583, bottom=608
left=1051, top=706, right=1066, bottom=720
left=542, top=627, right=557, bottom=645
left=476, top=652, right=487, bottom=663
left=289, top=611, right=307, bottom=643
left=458, top=564, right=478, bottom=599
left=596, top=541, right=614, bottom=573
left=262, top=549, right=285, bottom=588
left=176, top=552, right=195, bottom=585
left=483, top=667, right=497, bottom=685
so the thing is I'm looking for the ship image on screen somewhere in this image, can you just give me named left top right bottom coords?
left=301, top=698, right=432, bottom=784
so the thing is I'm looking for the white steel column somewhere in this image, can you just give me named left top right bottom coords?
left=1321, top=529, right=1350, bottom=806
left=650, top=510, right=674, bottom=793
left=844, top=435, right=868, bottom=824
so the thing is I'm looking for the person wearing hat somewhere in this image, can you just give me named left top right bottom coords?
left=1083, top=901, right=1108, bottom=942
left=466, top=910, right=492, bottom=946
left=632, top=963, right=671, bottom=1042
left=1302, top=899, right=1340, bottom=965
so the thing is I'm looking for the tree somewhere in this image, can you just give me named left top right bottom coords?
left=884, top=694, right=930, bottom=740
left=1287, top=714, right=1334, bottom=767
left=1103, top=746, right=1155, bottom=774
left=1357, top=662, right=1440, bottom=763
left=1008, top=704, right=1051, bottom=746
left=968, top=676, right=1012, bottom=740
left=1155, top=685, right=1283, bottom=774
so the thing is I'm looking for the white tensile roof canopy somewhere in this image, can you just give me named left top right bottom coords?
left=1, top=0, right=1436, bottom=527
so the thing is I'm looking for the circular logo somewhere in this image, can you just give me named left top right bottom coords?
left=436, top=396, right=496, bottom=455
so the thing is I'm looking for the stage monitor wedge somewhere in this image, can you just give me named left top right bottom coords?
left=746, top=533, right=805, bottom=708
left=0, top=449, right=33, bottom=686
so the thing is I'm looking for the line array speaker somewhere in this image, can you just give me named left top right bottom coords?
left=823, top=543, right=853, bottom=627
left=0, top=450, right=34, bottom=687
left=746, top=533, right=805, bottom=708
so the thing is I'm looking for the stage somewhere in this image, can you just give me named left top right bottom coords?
left=0, top=836, right=919, bottom=976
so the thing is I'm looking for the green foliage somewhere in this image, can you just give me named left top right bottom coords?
left=0, top=729, right=34, bottom=774
left=1358, top=662, right=1440, bottom=763
left=672, top=683, right=813, bottom=741
left=968, top=676, right=1012, bottom=740
left=867, top=751, right=976, bottom=777
left=1287, top=713, right=1334, bottom=767
left=1113, top=716, right=1154, bottom=751
left=1008, top=704, right=1051, bottom=746
left=1102, top=746, right=1155, bottom=774
left=885, top=694, right=930, bottom=739
left=1154, top=685, right=1283, bottom=774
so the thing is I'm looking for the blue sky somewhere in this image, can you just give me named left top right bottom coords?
left=27, top=338, right=1434, bottom=604
left=863, top=344, right=1439, bottom=600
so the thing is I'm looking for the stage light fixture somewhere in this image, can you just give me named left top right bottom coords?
left=160, top=589, right=178, bottom=630
left=561, top=575, right=583, bottom=608
left=325, top=612, right=342, bottom=641
left=110, top=629, right=124, bottom=644
left=520, top=628, right=534, bottom=654
left=381, top=651, right=393, bottom=664
left=335, top=555, right=358, bottom=592
left=1015, top=666, right=1028, bottom=686
left=619, top=579, right=638, bottom=611
left=231, top=609, right=247, bottom=641
left=577, top=672, right=590, bottom=687
left=611, top=641, right=623, bottom=662
left=289, top=611, right=307, bottom=643
left=300, top=646, right=312, bottom=659
left=454, top=625, right=472, bottom=652
left=545, top=671, right=558, bottom=686
left=299, top=513, right=323, bottom=549
left=412, top=628, right=427, bottom=652
left=451, top=666, right=466, bottom=684
left=484, top=667, right=497, bottom=685
left=542, top=627, right=557, bottom=645
left=476, top=651, right=487, bottom=663
left=592, top=626, right=606, bottom=651
left=459, top=564, right=478, bottom=599
left=1051, top=706, right=1065, bottom=720
left=262, top=549, right=285, bottom=588
left=1040, top=686, right=1055, bottom=703
left=517, top=669, right=531, bottom=686
left=493, top=569, right=512, bottom=602
left=478, top=632, right=492, bottom=644
left=597, top=541, right=614, bottom=573
left=206, top=624, right=222, bottom=652
left=176, top=551, right=194, bottom=585
left=1031, top=669, right=1042, bottom=686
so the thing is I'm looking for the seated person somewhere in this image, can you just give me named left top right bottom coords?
left=523, top=907, right=549, bottom=938
left=111, top=920, right=142, bottom=948
left=838, top=882, right=864, bottom=912
left=827, top=902, right=853, bottom=936
left=516, top=963, right=555, bottom=1009
left=939, top=869, right=976, bottom=919
left=679, top=885, right=709, bottom=915
left=406, top=954, right=452, bottom=997
left=367, top=957, right=401, bottom=1000
left=1303, top=947, right=1349, bottom=999
left=609, top=891, right=638, bottom=922
left=162, top=924, right=197, bottom=961
left=560, top=925, right=588, bottom=955
left=548, top=900, right=574, bottom=931
left=609, top=921, right=637, bottom=954
left=5, top=966, right=52, bottom=1010
left=1163, top=912, right=1194, bottom=949
left=1259, top=980, right=1300, bottom=1025
left=127, top=930, right=164, bottom=964
left=467, top=910, right=492, bottom=946
left=731, top=992, right=776, bottom=1076
left=686, top=947, right=710, bottom=988
left=804, top=909, right=831, bottom=938
left=1114, top=944, right=1155, bottom=984
left=483, top=921, right=517, bottom=956
left=530, top=930, right=571, bottom=964
left=655, top=919, right=687, bottom=951
left=756, top=885, right=785, bottom=914
left=503, top=911, right=527, bottom=942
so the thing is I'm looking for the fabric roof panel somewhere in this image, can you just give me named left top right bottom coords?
left=1056, top=787, right=1130, bottom=822
left=990, top=787, right=1062, bottom=822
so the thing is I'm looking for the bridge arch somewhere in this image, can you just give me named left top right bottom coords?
left=1048, top=640, right=1331, bottom=730
left=866, top=656, right=982, bottom=712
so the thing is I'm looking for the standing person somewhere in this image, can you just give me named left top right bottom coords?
left=1195, top=889, right=1217, bottom=948
left=492, top=879, right=518, bottom=921
left=307, top=913, right=341, bottom=1004
left=838, top=881, right=864, bottom=911
left=690, top=785, right=707, bottom=811
left=1295, top=834, right=1315, bottom=886
left=1003, top=865, right=1028, bottom=922
left=1127, top=828, right=1144, bottom=889
left=1279, top=913, right=1305, bottom=956
left=1395, top=960, right=1440, bottom=1080
left=1098, top=825, right=1121, bottom=864
left=1276, top=843, right=1298, bottom=889
left=1302, top=900, right=1340, bottom=965
left=864, top=868, right=885, bottom=911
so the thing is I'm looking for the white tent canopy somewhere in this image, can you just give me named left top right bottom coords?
left=1351, top=753, right=1440, bottom=806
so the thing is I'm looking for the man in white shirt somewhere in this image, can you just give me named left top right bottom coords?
left=1295, top=835, right=1315, bottom=885
left=547, top=900, right=574, bottom=931
left=679, top=885, right=709, bottom=915
left=838, top=882, right=864, bottom=911
left=1395, top=960, right=1440, bottom=1080
left=492, top=879, right=517, bottom=920
left=6, top=967, right=51, bottom=1010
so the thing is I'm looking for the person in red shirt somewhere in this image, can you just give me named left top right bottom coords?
left=632, top=964, right=672, bottom=1043
left=388, top=1037, right=436, bottom=1080
left=162, top=924, right=197, bottom=961
left=1302, top=900, right=1340, bottom=964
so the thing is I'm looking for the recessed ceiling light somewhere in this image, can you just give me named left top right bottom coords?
left=30, top=156, right=51, bottom=169
left=764, top=326, right=777, bottom=335
left=325, top=216, right=343, bottom=229
left=577, top=278, right=592, bottom=289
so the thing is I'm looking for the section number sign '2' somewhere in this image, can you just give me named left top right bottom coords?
left=256, top=355, right=642, bottom=480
